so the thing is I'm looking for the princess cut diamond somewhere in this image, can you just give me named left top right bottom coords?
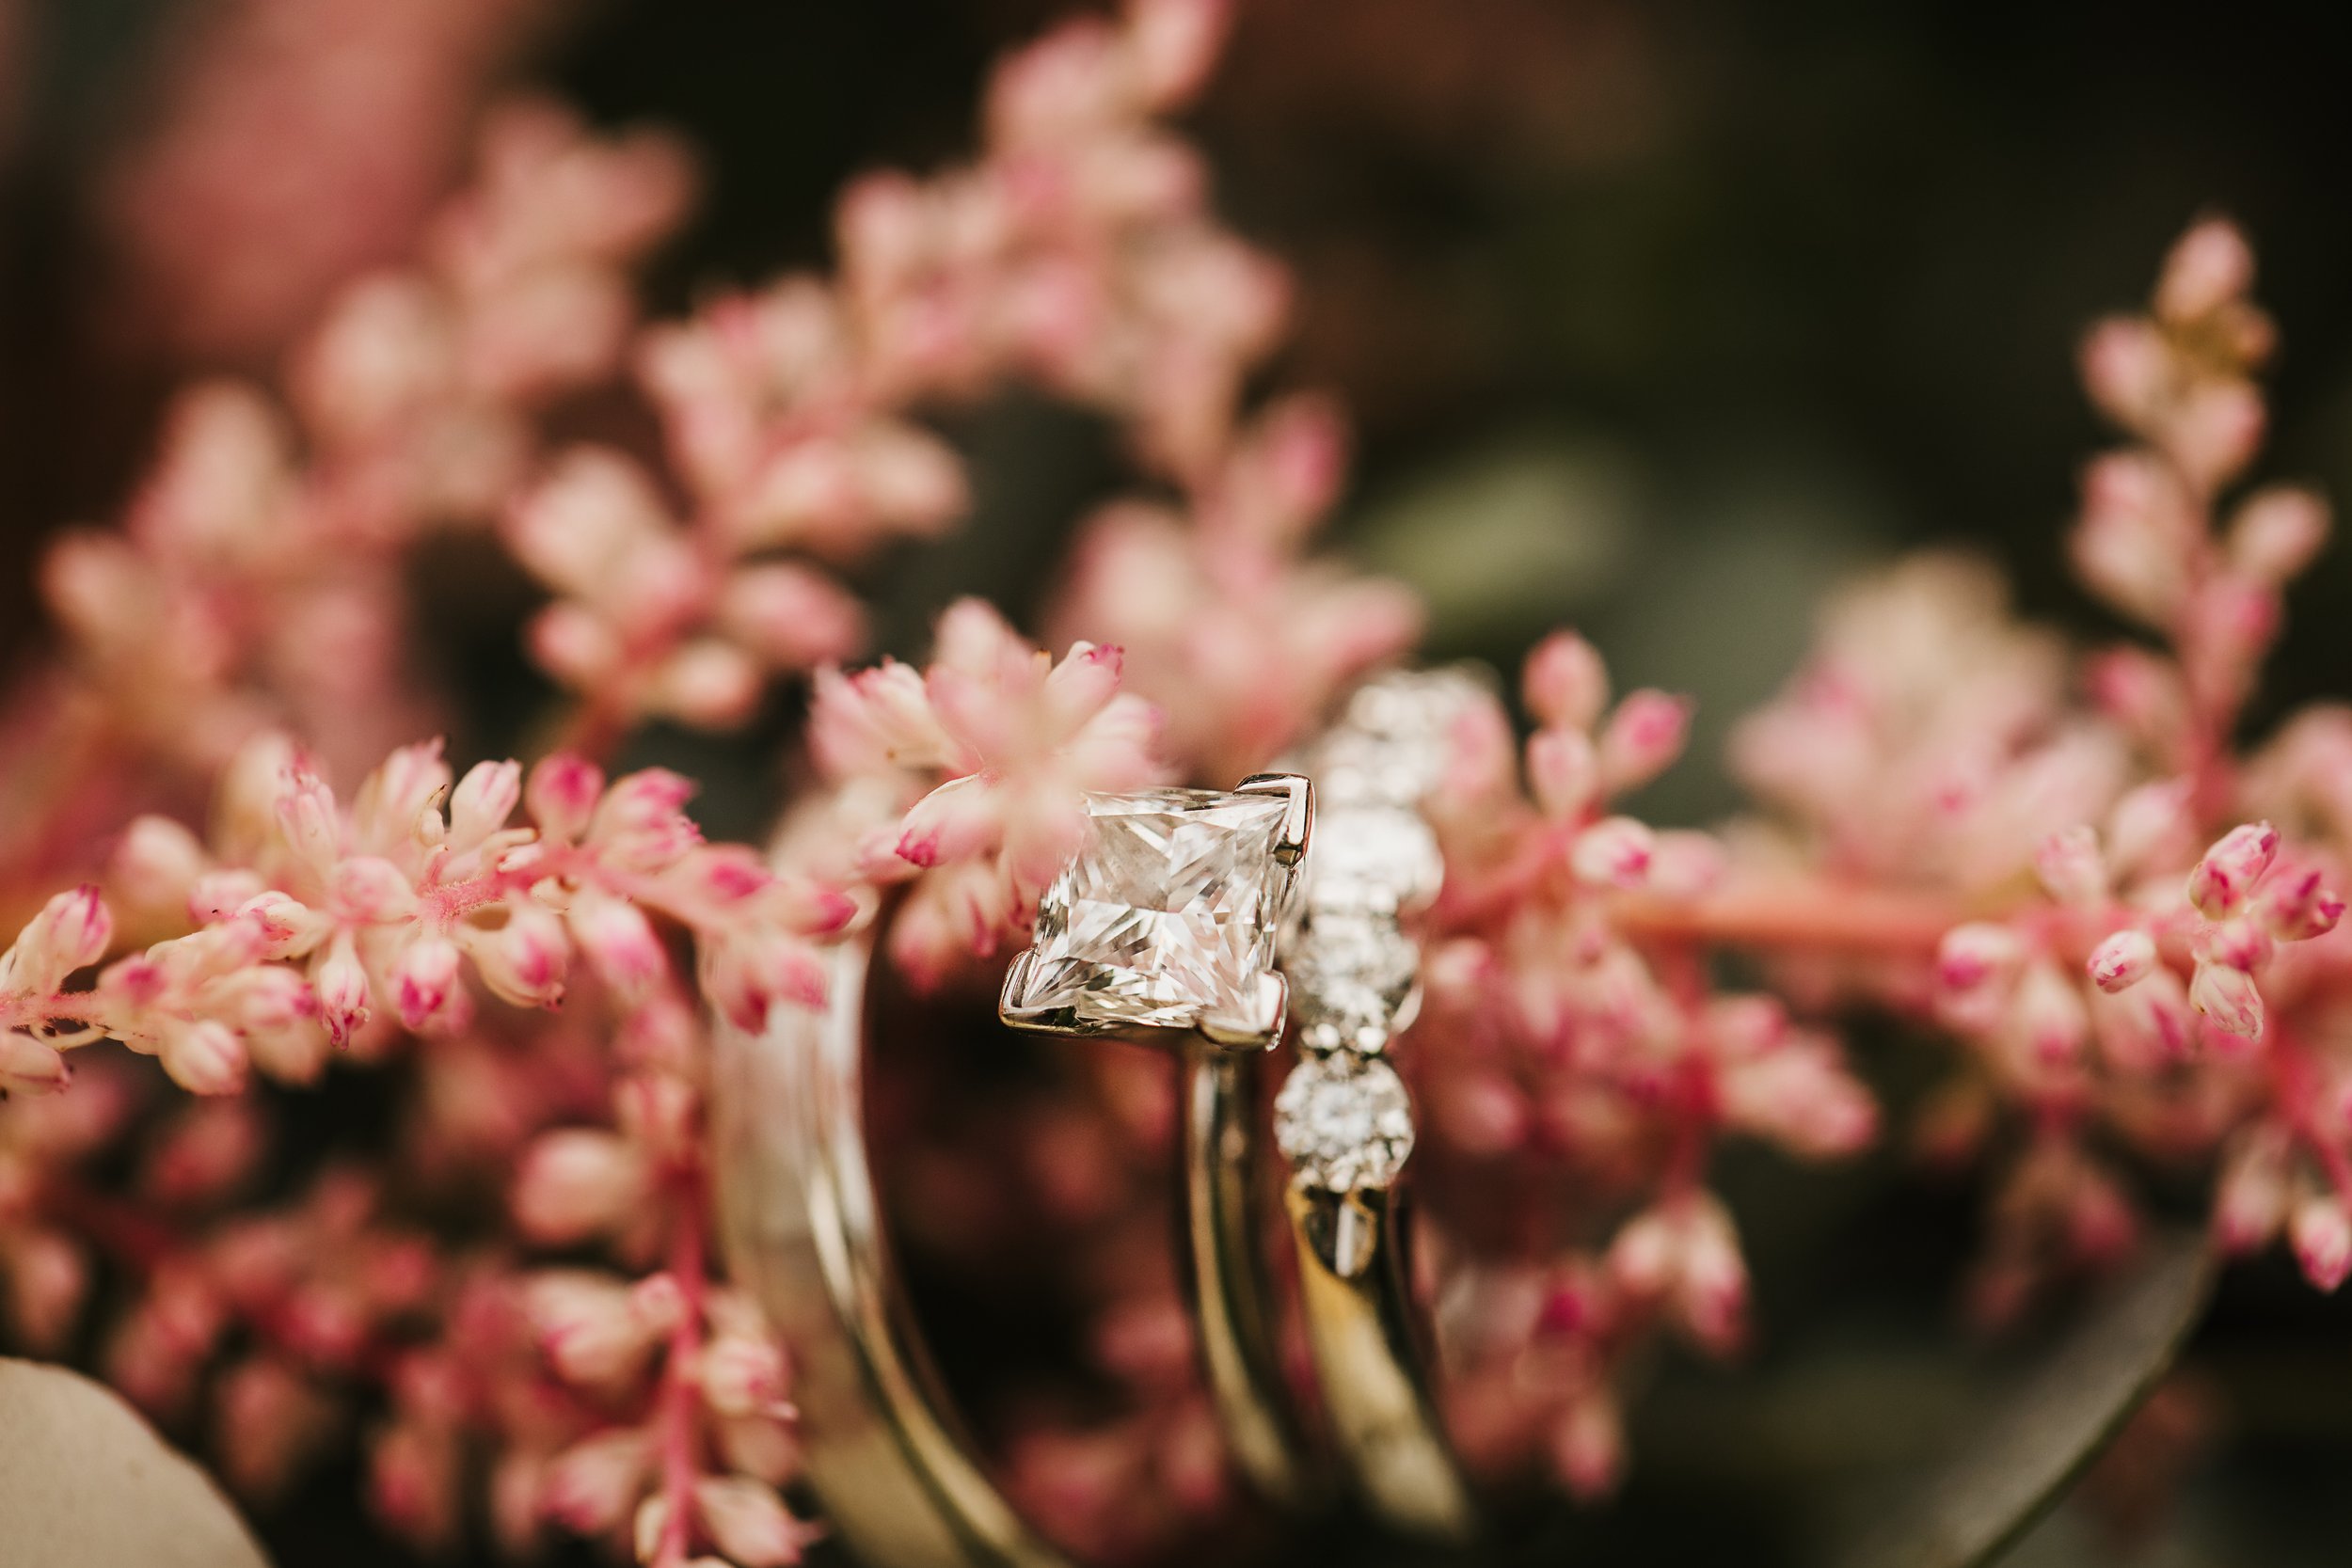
left=1004, top=788, right=1296, bottom=1037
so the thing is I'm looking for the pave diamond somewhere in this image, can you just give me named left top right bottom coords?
left=1275, top=1053, right=1417, bottom=1192
left=1009, top=788, right=1293, bottom=1033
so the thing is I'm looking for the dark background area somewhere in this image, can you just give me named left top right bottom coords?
left=5, top=1, right=2352, bottom=1564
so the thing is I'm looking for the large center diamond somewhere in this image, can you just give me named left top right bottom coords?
left=1010, top=788, right=1293, bottom=1032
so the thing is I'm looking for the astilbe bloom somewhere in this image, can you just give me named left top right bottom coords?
left=806, top=597, right=1164, bottom=988
left=1734, top=217, right=2351, bottom=1312
left=94, top=0, right=561, bottom=361
left=34, top=100, right=691, bottom=811
left=513, top=0, right=1269, bottom=743
left=1049, top=392, right=1424, bottom=779
left=0, top=730, right=847, bottom=1565
left=1395, top=632, right=1876, bottom=1496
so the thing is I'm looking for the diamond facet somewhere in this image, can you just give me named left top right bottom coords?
left=1009, top=788, right=1295, bottom=1034
left=1275, top=1053, right=1417, bottom=1192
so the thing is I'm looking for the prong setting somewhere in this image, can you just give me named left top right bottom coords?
left=1236, top=773, right=1314, bottom=866
left=1200, top=971, right=1288, bottom=1052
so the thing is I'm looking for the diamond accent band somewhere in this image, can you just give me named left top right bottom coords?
left=1277, top=669, right=1486, bottom=1190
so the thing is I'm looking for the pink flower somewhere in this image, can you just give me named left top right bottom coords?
left=514, top=1130, right=650, bottom=1246
left=2087, top=929, right=2158, bottom=993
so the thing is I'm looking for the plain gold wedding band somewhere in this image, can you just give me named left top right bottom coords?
left=711, top=932, right=1074, bottom=1568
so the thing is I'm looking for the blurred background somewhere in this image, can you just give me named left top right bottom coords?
left=6, top=0, right=2352, bottom=1563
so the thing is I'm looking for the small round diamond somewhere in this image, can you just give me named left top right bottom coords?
left=1275, top=1054, right=1417, bottom=1192
left=1287, top=914, right=1419, bottom=1049
left=1306, top=806, right=1442, bottom=915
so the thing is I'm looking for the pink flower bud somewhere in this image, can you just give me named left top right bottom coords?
left=2213, top=1132, right=2289, bottom=1254
left=589, top=769, right=702, bottom=872
left=1041, top=641, right=1125, bottom=732
left=2292, top=1193, right=2352, bottom=1292
left=894, top=773, right=1001, bottom=869
left=658, top=640, right=764, bottom=731
left=2033, top=825, right=2107, bottom=906
left=2170, top=377, right=2265, bottom=493
left=1524, top=727, right=1597, bottom=820
left=2079, top=316, right=2169, bottom=427
left=1936, top=922, right=2023, bottom=994
left=160, top=1019, right=247, bottom=1096
left=2256, top=863, right=2345, bottom=942
left=2229, top=486, right=2330, bottom=585
left=6, top=885, right=113, bottom=993
left=1597, top=690, right=1692, bottom=795
left=2011, top=962, right=2088, bottom=1066
left=112, top=817, right=209, bottom=917
left=2188, top=822, right=2280, bottom=918
left=2093, top=966, right=2197, bottom=1068
left=1569, top=816, right=1654, bottom=890
left=698, top=1335, right=791, bottom=1419
left=1605, top=1206, right=1677, bottom=1300
left=330, top=856, right=421, bottom=925
left=2104, top=777, right=2194, bottom=877
left=188, top=870, right=266, bottom=925
left=2155, top=217, right=2254, bottom=324
left=4, top=1229, right=86, bottom=1352
left=0, top=1032, right=71, bottom=1095
left=468, top=904, right=569, bottom=1008
left=632, top=1497, right=671, bottom=1566
left=527, top=753, right=605, bottom=843
left=1673, top=1196, right=1749, bottom=1354
left=392, top=937, right=465, bottom=1031
left=2189, top=958, right=2265, bottom=1041
left=722, top=563, right=867, bottom=670
left=448, top=760, right=522, bottom=850
left=1522, top=631, right=1609, bottom=732
left=540, top=1429, right=651, bottom=1533
left=1552, top=1388, right=1627, bottom=1500
left=569, top=895, right=668, bottom=997
left=615, top=1071, right=700, bottom=1167
left=513, top=1131, right=647, bottom=1245
left=2072, top=452, right=2195, bottom=625
left=529, top=1274, right=660, bottom=1388
left=1246, top=392, right=1348, bottom=540
left=274, top=768, right=343, bottom=873
left=1129, top=0, right=1231, bottom=108
left=2083, top=646, right=2187, bottom=744
left=2086, top=928, right=2158, bottom=993
left=628, top=1273, right=687, bottom=1336
left=695, top=1476, right=819, bottom=1568
left=2192, top=915, right=2273, bottom=974
left=311, top=934, right=372, bottom=1047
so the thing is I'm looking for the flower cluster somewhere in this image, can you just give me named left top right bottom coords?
left=1733, top=219, right=2352, bottom=1317
left=1398, top=634, right=1876, bottom=1495
left=509, top=0, right=1286, bottom=742
left=38, top=102, right=691, bottom=801
left=1049, top=393, right=1423, bottom=779
left=806, top=597, right=1163, bottom=987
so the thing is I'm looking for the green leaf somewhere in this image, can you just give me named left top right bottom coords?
left=1832, top=1225, right=2217, bottom=1568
